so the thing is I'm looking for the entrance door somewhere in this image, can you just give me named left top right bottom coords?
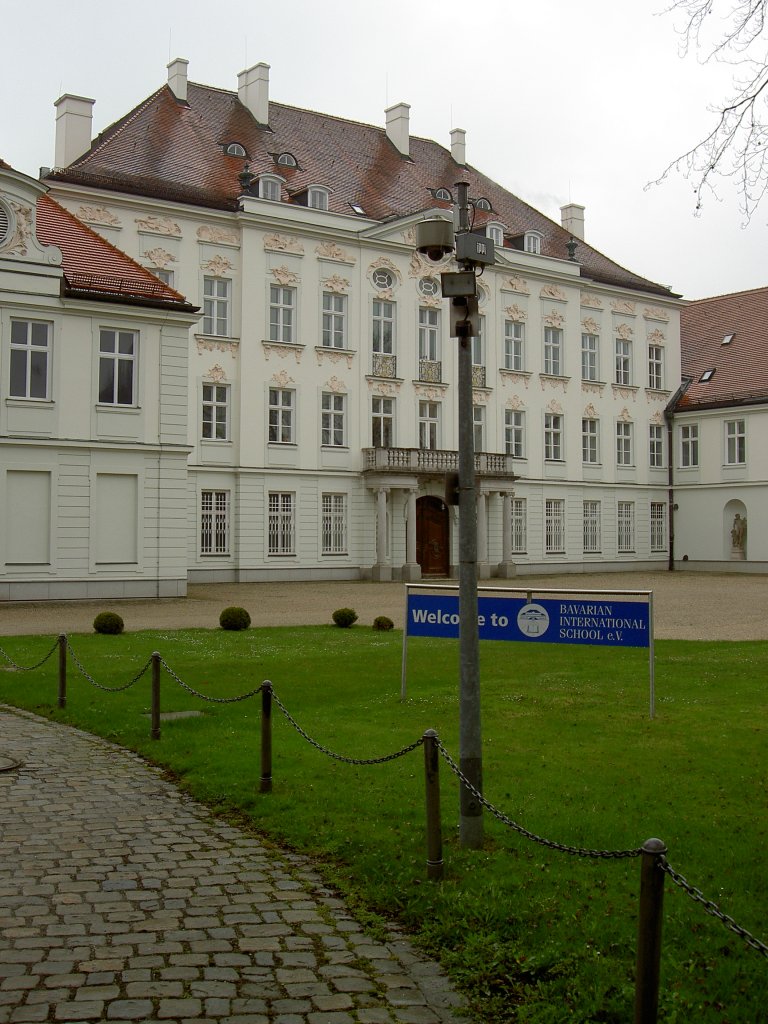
left=416, top=496, right=450, bottom=576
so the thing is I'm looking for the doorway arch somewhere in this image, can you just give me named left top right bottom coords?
left=416, top=496, right=450, bottom=576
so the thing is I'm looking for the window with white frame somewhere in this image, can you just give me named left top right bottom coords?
left=418, top=307, right=440, bottom=361
left=544, top=413, right=563, bottom=461
left=504, top=321, right=525, bottom=371
left=259, top=176, right=281, bottom=201
left=511, top=497, right=527, bottom=553
left=544, top=327, right=563, bottom=376
left=581, top=333, right=599, bottom=381
left=322, top=493, right=347, bottom=555
left=650, top=502, right=667, bottom=552
left=269, top=285, right=296, bottom=343
left=268, top=492, right=295, bottom=555
left=648, top=344, right=664, bottom=390
left=200, top=490, right=229, bottom=555
left=649, top=424, right=664, bottom=468
left=201, top=383, right=229, bottom=440
left=725, top=419, right=746, bottom=465
left=372, top=268, right=395, bottom=291
left=268, top=388, right=295, bottom=443
left=545, top=498, right=565, bottom=553
left=372, top=299, right=395, bottom=353
left=617, top=501, right=635, bottom=552
left=98, top=328, right=137, bottom=406
left=615, top=338, right=632, bottom=385
left=418, top=277, right=439, bottom=297
left=582, top=418, right=599, bottom=464
left=152, top=268, right=174, bottom=287
left=322, top=292, right=347, bottom=349
left=488, top=223, right=504, bottom=246
left=616, top=421, right=634, bottom=466
left=472, top=319, right=485, bottom=367
left=583, top=500, right=601, bottom=553
left=473, top=405, right=485, bottom=452
left=525, top=232, right=542, bottom=255
left=680, top=424, right=699, bottom=468
left=321, top=392, right=346, bottom=447
left=371, top=395, right=394, bottom=447
left=10, top=319, right=51, bottom=400
left=419, top=401, right=440, bottom=450
left=308, top=186, right=329, bottom=210
left=203, top=277, right=231, bottom=337
left=504, top=409, right=525, bottom=458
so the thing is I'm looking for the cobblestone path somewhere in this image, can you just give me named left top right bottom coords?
left=0, top=708, right=466, bottom=1024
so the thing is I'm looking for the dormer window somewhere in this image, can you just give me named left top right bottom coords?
left=524, top=231, right=543, bottom=255
left=308, top=186, right=330, bottom=211
left=259, top=176, right=282, bottom=202
left=225, top=142, right=247, bottom=158
left=487, top=223, right=504, bottom=247
left=434, top=187, right=452, bottom=202
left=276, top=152, right=297, bottom=168
left=475, top=198, right=492, bottom=211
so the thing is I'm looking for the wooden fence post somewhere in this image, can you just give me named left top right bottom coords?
left=634, top=837, right=667, bottom=1024
left=57, top=634, right=67, bottom=709
left=150, top=652, right=161, bottom=740
left=423, top=729, right=443, bottom=881
left=260, top=680, right=272, bottom=793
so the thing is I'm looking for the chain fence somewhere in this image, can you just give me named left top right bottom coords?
left=159, top=656, right=265, bottom=703
left=0, top=639, right=59, bottom=673
left=65, top=639, right=152, bottom=693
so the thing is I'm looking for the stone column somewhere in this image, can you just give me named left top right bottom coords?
left=477, top=490, right=490, bottom=580
left=402, top=489, right=422, bottom=582
left=497, top=491, right=517, bottom=578
left=371, top=487, right=392, bottom=581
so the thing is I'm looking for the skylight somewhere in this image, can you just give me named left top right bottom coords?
left=700, top=368, right=716, bottom=382
left=349, top=202, right=365, bottom=215
left=721, top=333, right=734, bottom=345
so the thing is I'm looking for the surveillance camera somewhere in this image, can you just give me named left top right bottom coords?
left=415, top=219, right=454, bottom=262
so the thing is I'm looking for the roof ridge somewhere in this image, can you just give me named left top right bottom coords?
left=69, top=86, right=167, bottom=170
left=687, top=285, right=768, bottom=305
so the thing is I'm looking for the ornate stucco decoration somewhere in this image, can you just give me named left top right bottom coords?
left=262, top=341, right=303, bottom=363
left=581, top=381, right=605, bottom=396
left=414, top=383, right=448, bottom=400
left=582, top=316, right=600, bottom=333
left=271, top=266, right=300, bottom=286
left=472, top=390, right=490, bottom=406
left=580, top=293, right=603, bottom=308
left=612, top=385, right=637, bottom=401
left=145, top=247, right=177, bottom=269
left=616, top=323, right=634, bottom=340
left=650, top=411, right=665, bottom=425
left=540, top=284, right=566, bottom=301
left=503, top=275, right=530, bottom=294
left=78, top=205, right=121, bottom=227
left=506, top=395, right=526, bottom=410
left=546, top=399, right=564, bottom=415
left=3, top=201, right=35, bottom=256
left=583, top=403, right=598, bottom=418
left=321, top=274, right=350, bottom=294
left=646, top=388, right=670, bottom=402
left=368, top=256, right=402, bottom=284
left=543, top=310, right=565, bottom=328
left=402, top=227, right=417, bottom=247
left=270, top=369, right=295, bottom=388
left=618, top=407, right=633, bottom=423
left=540, top=376, right=569, bottom=394
left=316, top=348, right=355, bottom=370
left=477, top=280, right=491, bottom=305
left=264, top=233, right=304, bottom=255
left=499, top=370, right=531, bottom=389
left=504, top=304, right=527, bottom=322
left=421, top=293, right=442, bottom=309
left=316, top=241, right=354, bottom=263
left=137, top=215, right=181, bottom=236
left=611, top=299, right=636, bottom=315
left=325, top=376, right=347, bottom=393
left=206, top=364, right=227, bottom=383
left=195, top=338, right=239, bottom=356
left=368, top=380, right=402, bottom=396
left=197, top=225, right=238, bottom=245
left=643, top=306, right=670, bottom=322
left=201, top=255, right=233, bottom=277
left=647, top=328, right=666, bottom=345
left=409, top=248, right=451, bottom=277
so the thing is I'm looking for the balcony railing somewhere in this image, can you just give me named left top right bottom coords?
left=371, top=353, right=397, bottom=378
left=363, top=447, right=515, bottom=477
left=472, top=364, right=487, bottom=388
left=418, top=358, right=442, bottom=383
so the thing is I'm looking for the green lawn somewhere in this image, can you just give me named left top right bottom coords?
left=0, top=626, right=766, bottom=1023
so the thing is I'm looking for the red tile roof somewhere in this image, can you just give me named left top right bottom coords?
left=48, top=82, right=675, bottom=298
left=35, top=193, right=195, bottom=310
left=677, top=287, right=768, bottom=410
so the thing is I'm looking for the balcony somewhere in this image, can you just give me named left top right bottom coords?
left=472, top=364, right=487, bottom=388
left=363, top=447, right=516, bottom=477
left=418, top=358, right=442, bottom=383
left=371, top=353, right=397, bottom=379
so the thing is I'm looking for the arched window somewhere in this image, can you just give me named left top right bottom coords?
left=225, top=142, right=247, bottom=158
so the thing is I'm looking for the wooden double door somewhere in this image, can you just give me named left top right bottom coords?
left=416, top=496, right=450, bottom=576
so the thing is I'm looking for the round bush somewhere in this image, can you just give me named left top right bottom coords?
left=373, top=616, right=394, bottom=631
left=332, top=607, right=358, bottom=628
left=93, top=611, right=124, bottom=635
left=219, top=606, right=251, bottom=631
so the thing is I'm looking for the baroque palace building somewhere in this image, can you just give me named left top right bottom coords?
left=2, top=59, right=689, bottom=599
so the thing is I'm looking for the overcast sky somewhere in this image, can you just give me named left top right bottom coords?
left=2, top=0, right=765, bottom=300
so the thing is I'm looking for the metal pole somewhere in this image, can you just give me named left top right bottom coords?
left=260, top=680, right=273, bottom=793
left=423, top=729, right=444, bottom=880
left=150, top=652, right=161, bottom=740
left=634, top=837, right=667, bottom=1024
left=57, top=634, right=67, bottom=709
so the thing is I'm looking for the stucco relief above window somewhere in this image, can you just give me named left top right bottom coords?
left=315, top=348, right=355, bottom=369
left=618, top=406, right=633, bottom=423
left=414, top=384, right=448, bottom=400
left=325, top=376, right=347, bottom=394
left=77, top=206, right=121, bottom=227
left=270, top=266, right=300, bottom=286
left=505, top=304, right=527, bottom=322
left=540, top=284, right=566, bottom=302
left=262, top=343, right=303, bottom=363
left=546, top=399, right=564, bottom=415
left=616, top=323, right=634, bottom=340
left=506, top=394, right=526, bottom=411
left=315, top=241, right=354, bottom=264
left=583, top=403, right=598, bottom=418
left=264, top=234, right=304, bottom=255
left=502, top=275, right=530, bottom=295
left=270, top=369, right=295, bottom=388
left=647, top=328, right=666, bottom=345
left=611, top=299, right=636, bottom=315
left=322, top=275, right=350, bottom=294
left=580, top=293, right=603, bottom=309
left=582, top=316, right=600, bottom=333
left=1, top=201, right=39, bottom=257
left=643, top=306, right=670, bottom=322
left=144, top=247, right=176, bottom=269
left=197, top=225, right=238, bottom=246
left=543, top=310, right=565, bottom=329
left=540, top=376, right=569, bottom=394
left=500, top=371, right=531, bottom=389
left=136, top=215, right=181, bottom=236
left=201, top=255, right=233, bottom=277
left=195, top=338, right=239, bottom=357
left=206, top=364, right=227, bottom=383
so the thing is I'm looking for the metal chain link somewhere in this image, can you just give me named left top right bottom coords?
left=159, top=656, right=265, bottom=704
left=660, top=857, right=768, bottom=958
left=0, top=639, right=59, bottom=673
left=436, top=738, right=642, bottom=860
left=271, top=689, right=424, bottom=765
left=65, top=639, right=151, bottom=693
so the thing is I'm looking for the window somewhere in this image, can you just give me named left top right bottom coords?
left=203, top=277, right=231, bottom=337
left=615, top=338, right=632, bottom=385
left=511, top=498, right=527, bottom=553
left=200, top=490, right=229, bottom=555
left=10, top=320, right=51, bottom=400
left=504, top=409, right=525, bottom=458
left=473, top=405, right=485, bottom=452
left=700, top=368, right=716, bottom=383
left=476, top=198, right=492, bottom=211
left=418, top=277, right=439, bottom=297
left=372, top=268, right=394, bottom=290
left=268, top=388, right=294, bottom=443
left=680, top=425, right=699, bottom=468
left=322, top=494, right=347, bottom=555
left=276, top=153, right=297, bottom=167
left=322, top=292, right=347, bottom=349
left=581, top=333, right=599, bottom=381
left=419, top=401, right=440, bottom=450
left=434, top=187, right=452, bottom=201
left=372, top=299, right=395, bottom=353
left=202, top=383, right=229, bottom=441
left=725, top=419, right=746, bottom=465
left=472, top=320, right=484, bottom=367
left=488, top=224, right=504, bottom=246
left=504, top=321, right=525, bottom=371
left=269, top=285, right=296, bottom=343
left=524, top=232, right=542, bottom=255
left=418, top=308, right=440, bottom=361
left=226, top=142, right=246, bottom=157
left=649, top=424, right=664, bottom=468
left=648, top=344, right=664, bottom=389
left=152, top=268, right=174, bottom=287
left=259, top=176, right=281, bottom=201
left=268, top=492, right=295, bottom=555
left=321, top=392, right=346, bottom=447
left=544, top=413, right=563, bottom=461
left=582, top=418, right=599, bottom=464
left=616, top=421, right=634, bottom=466
left=98, top=329, right=136, bottom=406
left=544, top=327, right=563, bottom=376
left=583, top=500, right=601, bottom=553
left=372, top=396, right=394, bottom=447
left=545, top=498, right=565, bottom=553
left=650, top=502, right=667, bottom=552
left=308, top=186, right=329, bottom=211
left=617, top=501, right=635, bottom=553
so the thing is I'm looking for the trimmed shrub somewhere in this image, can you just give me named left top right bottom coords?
left=332, top=607, right=358, bottom=628
left=93, top=611, right=124, bottom=635
left=219, top=606, right=251, bottom=631
left=373, top=616, right=394, bottom=631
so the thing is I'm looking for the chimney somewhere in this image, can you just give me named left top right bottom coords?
left=560, top=202, right=585, bottom=240
left=167, top=58, right=189, bottom=102
left=385, top=102, right=410, bottom=157
left=54, top=94, right=95, bottom=168
left=238, top=62, right=270, bottom=125
left=450, top=128, right=466, bottom=166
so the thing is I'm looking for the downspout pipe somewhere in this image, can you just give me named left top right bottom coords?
left=664, top=377, right=692, bottom=572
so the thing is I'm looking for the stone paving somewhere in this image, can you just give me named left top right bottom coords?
left=0, top=707, right=467, bottom=1024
